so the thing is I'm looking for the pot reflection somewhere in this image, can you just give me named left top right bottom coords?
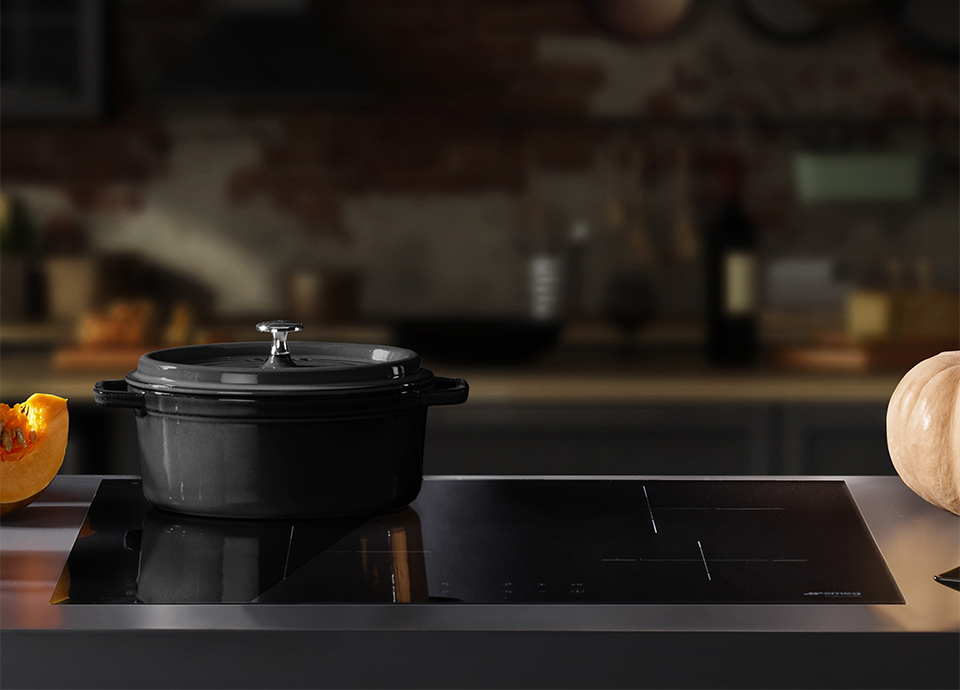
left=136, top=507, right=428, bottom=604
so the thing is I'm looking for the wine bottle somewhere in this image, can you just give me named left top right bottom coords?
left=705, top=155, right=759, bottom=365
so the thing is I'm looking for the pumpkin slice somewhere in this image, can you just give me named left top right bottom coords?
left=1, top=394, right=69, bottom=516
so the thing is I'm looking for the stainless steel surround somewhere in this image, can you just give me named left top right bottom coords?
left=2, top=475, right=957, bottom=689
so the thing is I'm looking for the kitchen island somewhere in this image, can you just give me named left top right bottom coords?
left=1, top=474, right=957, bottom=689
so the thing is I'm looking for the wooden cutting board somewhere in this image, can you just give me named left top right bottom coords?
left=775, top=336, right=956, bottom=372
left=53, top=347, right=153, bottom=372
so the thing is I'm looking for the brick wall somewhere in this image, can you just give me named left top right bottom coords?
left=1, top=0, right=956, bottom=319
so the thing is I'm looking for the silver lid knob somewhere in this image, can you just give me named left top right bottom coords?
left=256, top=320, right=303, bottom=359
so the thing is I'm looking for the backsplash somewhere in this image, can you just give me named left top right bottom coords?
left=2, top=0, right=956, bottom=320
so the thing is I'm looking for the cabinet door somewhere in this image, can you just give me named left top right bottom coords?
left=780, top=404, right=894, bottom=476
left=1, top=0, right=105, bottom=120
left=55, top=403, right=139, bottom=475
left=424, top=404, right=772, bottom=476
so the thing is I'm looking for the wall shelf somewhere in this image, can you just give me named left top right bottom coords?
left=496, top=114, right=959, bottom=131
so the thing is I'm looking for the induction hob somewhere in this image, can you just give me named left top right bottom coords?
left=53, top=478, right=903, bottom=605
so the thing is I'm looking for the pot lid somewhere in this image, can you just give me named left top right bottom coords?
left=126, top=321, right=424, bottom=395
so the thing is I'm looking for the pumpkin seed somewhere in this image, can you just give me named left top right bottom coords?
left=1, top=430, right=12, bottom=452
left=15, top=427, right=26, bottom=447
left=29, top=430, right=36, bottom=443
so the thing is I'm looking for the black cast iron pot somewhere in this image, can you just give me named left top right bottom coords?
left=93, top=320, right=468, bottom=519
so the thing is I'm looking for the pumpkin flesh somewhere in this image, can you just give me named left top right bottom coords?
left=0, top=394, right=69, bottom=515
left=886, top=352, right=960, bottom=515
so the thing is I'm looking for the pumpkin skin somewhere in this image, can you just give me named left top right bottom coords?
left=886, top=351, right=960, bottom=515
left=0, top=394, right=69, bottom=516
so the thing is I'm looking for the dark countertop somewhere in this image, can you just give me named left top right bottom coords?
left=1, top=474, right=957, bottom=689
left=0, top=317, right=909, bottom=405
left=0, top=348, right=905, bottom=405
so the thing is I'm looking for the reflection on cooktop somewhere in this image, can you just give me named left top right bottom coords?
left=53, top=478, right=903, bottom=605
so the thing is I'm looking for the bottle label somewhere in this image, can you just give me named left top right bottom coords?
left=724, top=251, right=758, bottom=316
left=529, top=254, right=563, bottom=320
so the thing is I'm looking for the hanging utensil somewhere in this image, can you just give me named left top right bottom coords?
left=738, top=0, right=829, bottom=41
left=671, top=144, right=700, bottom=263
left=625, top=144, right=658, bottom=265
left=601, top=143, right=659, bottom=349
left=586, top=0, right=694, bottom=42
left=889, top=0, right=959, bottom=64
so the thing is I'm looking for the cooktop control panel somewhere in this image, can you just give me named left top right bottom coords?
left=55, top=478, right=903, bottom=605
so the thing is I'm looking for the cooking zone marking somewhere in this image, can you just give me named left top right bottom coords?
left=600, top=558, right=807, bottom=563
left=282, top=526, right=295, bottom=579
left=600, top=494, right=807, bottom=568
left=324, top=550, right=432, bottom=553
left=698, top=541, right=711, bottom=581
left=656, top=507, right=785, bottom=511
left=643, top=485, right=658, bottom=534
left=601, top=496, right=801, bottom=568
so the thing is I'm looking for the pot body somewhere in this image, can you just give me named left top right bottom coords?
left=96, top=373, right=467, bottom=519
left=134, top=405, right=426, bottom=519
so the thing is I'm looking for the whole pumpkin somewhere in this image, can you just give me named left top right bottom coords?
left=886, top=351, right=960, bottom=515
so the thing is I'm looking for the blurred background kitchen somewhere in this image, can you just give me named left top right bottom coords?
left=1, top=0, right=957, bottom=477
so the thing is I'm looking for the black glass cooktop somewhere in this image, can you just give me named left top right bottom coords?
left=53, top=478, right=903, bottom=605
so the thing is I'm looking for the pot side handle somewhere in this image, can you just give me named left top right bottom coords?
left=94, top=379, right=146, bottom=409
left=421, top=376, right=469, bottom=407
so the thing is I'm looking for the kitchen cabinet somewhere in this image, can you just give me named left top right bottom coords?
left=0, top=347, right=903, bottom=477
left=45, top=400, right=896, bottom=477
left=59, top=402, right=139, bottom=476
left=0, top=0, right=106, bottom=120
left=424, top=404, right=773, bottom=475
left=780, top=403, right=894, bottom=476
left=424, top=402, right=894, bottom=477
